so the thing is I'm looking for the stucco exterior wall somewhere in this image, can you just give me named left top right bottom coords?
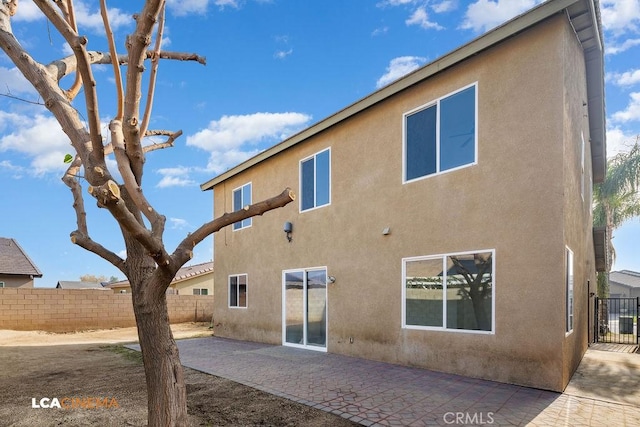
left=211, top=15, right=596, bottom=392
left=174, top=273, right=214, bottom=295
left=560, top=16, right=598, bottom=390
left=0, top=275, right=35, bottom=288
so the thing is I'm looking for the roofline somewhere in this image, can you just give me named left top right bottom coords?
left=201, top=0, right=604, bottom=190
left=4, top=238, right=43, bottom=278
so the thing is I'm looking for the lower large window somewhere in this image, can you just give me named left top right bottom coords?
left=403, top=250, right=494, bottom=332
left=229, top=274, right=247, bottom=308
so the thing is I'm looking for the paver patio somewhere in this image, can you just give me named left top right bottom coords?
left=131, top=337, right=640, bottom=426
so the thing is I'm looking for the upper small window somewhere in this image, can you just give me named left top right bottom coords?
left=300, top=148, right=331, bottom=212
left=404, top=84, right=477, bottom=182
left=0, top=282, right=4, bottom=288
left=232, top=183, right=252, bottom=230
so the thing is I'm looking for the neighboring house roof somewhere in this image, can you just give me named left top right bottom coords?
left=172, top=261, right=214, bottom=284
left=106, top=261, right=214, bottom=288
left=609, top=270, right=640, bottom=289
left=56, top=281, right=107, bottom=290
left=0, top=237, right=43, bottom=278
left=201, top=0, right=605, bottom=190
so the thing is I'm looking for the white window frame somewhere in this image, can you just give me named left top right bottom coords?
left=299, top=148, right=331, bottom=213
left=232, top=182, right=252, bottom=231
left=402, top=249, right=495, bottom=334
left=566, top=247, right=574, bottom=335
left=403, top=82, right=478, bottom=184
left=229, top=273, right=248, bottom=309
left=193, top=288, right=208, bottom=296
left=0, top=281, right=4, bottom=288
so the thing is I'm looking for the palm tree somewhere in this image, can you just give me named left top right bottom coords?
left=593, top=137, right=640, bottom=297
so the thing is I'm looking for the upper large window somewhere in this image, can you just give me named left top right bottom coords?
left=232, top=183, right=252, bottom=230
left=403, top=249, right=494, bottom=333
left=404, top=84, right=477, bottom=182
left=300, top=148, right=331, bottom=212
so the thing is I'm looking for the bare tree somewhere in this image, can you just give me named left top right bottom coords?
left=0, top=1, right=294, bottom=425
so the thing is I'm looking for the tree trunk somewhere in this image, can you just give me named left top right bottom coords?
left=131, top=276, right=187, bottom=426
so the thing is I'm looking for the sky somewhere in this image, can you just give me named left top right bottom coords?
left=1, top=0, right=639, bottom=287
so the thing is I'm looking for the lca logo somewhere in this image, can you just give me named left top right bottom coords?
left=31, top=397, right=119, bottom=409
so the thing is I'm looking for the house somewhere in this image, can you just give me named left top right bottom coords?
left=55, top=281, right=109, bottom=290
left=609, top=270, right=640, bottom=298
left=0, top=237, right=43, bottom=288
left=200, top=0, right=606, bottom=392
left=106, top=261, right=214, bottom=295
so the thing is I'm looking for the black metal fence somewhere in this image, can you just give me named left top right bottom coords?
left=594, top=297, right=639, bottom=344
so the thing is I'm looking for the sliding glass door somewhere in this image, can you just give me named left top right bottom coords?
left=283, top=268, right=327, bottom=350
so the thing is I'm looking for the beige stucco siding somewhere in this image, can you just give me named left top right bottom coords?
left=212, top=14, right=595, bottom=392
left=560, top=15, right=598, bottom=390
left=174, top=274, right=214, bottom=296
left=0, top=275, right=35, bottom=288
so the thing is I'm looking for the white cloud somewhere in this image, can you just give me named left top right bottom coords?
left=0, top=67, right=38, bottom=96
left=377, top=0, right=415, bottom=6
left=372, top=26, right=389, bottom=36
left=156, top=166, right=197, bottom=188
left=187, top=112, right=311, bottom=173
left=166, top=0, right=210, bottom=16
left=406, top=6, right=444, bottom=30
left=167, top=0, right=245, bottom=16
left=606, top=127, right=639, bottom=157
left=73, top=2, right=132, bottom=33
left=0, top=112, right=71, bottom=175
left=606, top=38, right=640, bottom=55
left=431, top=1, right=457, bottom=13
left=274, top=49, right=293, bottom=59
left=376, top=56, right=427, bottom=88
left=0, top=159, right=26, bottom=179
left=611, top=92, right=640, bottom=123
left=461, top=0, right=541, bottom=33
left=601, top=0, right=640, bottom=34
left=169, top=217, right=191, bottom=229
left=215, top=0, right=242, bottom=9
left=607, top=69, right=640, bottom=87
left=11, top=1, right=43, bottom=22
left=13, top=1, right=132, bottom=32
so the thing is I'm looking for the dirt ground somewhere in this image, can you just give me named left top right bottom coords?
left=0, top=323, right=359, bottom=426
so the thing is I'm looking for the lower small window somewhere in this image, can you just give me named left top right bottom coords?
left=193, top=288, right=209, bottom=296
left=566, top=247, right=574, bottom=333
left=229, top=274, right=247, bottom=308
left=0, top=282, right=4, bottom=288
left=403, top=250, right=494, bottom=332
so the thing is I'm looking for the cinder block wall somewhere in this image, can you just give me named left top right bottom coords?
left=0, top=288, right=213, bottom=332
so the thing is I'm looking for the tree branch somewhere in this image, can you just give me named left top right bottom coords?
left=140, top=3, right=166, bottom=138
left=45, top=50, right=206, bottom=82
left=123, top=0, right=166, bottom=185
left=100, top=0, right=124, bottom=121
left=109, top=119, right=167, bottom=240
left=62, top=155, right=88, bottom=235
left=171, top=188, right=296, bottom=268
left=32, top=0, right=106, bottom=180
left=70, top=231, right=126, bottom=273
